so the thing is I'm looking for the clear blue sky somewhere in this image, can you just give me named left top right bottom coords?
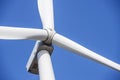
left=0, top=0, right=120, bottom=80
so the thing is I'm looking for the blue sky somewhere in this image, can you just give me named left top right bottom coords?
left=0, top=0, right=120, bottom=80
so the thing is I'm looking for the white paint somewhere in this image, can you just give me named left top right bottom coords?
left=52, top=33, right=120, bottom=71
left=37, top=50, right=55, bottom=80
left=38, top=0, right=54, bottom=30
left=0, top=26, right=48, bottom=40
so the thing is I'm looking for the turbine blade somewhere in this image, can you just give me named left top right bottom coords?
left=0, top=26, right=48, bottom=40
left=38, top=0, right=54, bottom=30
left=52, top=33, right=120, bottom=71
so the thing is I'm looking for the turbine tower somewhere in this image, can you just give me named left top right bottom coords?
left=0, top=0, right=120, bottom=80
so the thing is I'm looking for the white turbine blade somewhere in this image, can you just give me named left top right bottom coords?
left=38, top=0, right=54, bottom=30
left=0, top=26, right=48, bottom=40
left=52, top=33, right=120, bottom=71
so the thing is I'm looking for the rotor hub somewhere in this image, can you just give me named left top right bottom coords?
left=44, top=29, right=56, bottom=44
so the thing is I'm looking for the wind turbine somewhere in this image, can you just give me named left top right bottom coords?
left=0, top=0, right=120, bottom=80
